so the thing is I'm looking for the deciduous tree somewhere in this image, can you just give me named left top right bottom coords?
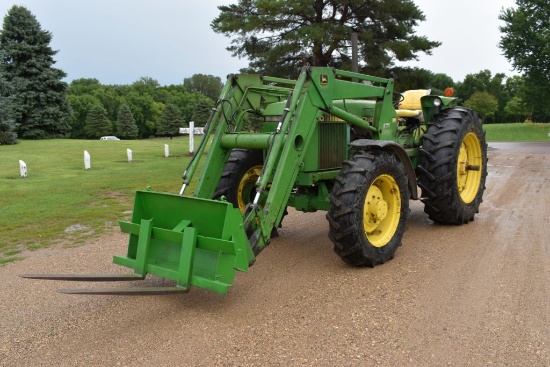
left=464, top=91, right=498, bottom=122
left=428, top=73, right=456, bottom=96
left=183, top=74, right=223, bottom=100
left=504, top=96, right=529, bottom=122
left=457, top=70, right=509, bottom=123
left=499, top=1, right=550, bottom=81
left=124, top=91, right=162, bottom=138
left=499, top=1, right=550, bottom=121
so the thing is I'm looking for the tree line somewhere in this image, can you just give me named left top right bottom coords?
left=1, top=1, right=547, bottom=145
left=66, top=65, right=531, bottom=141
left=67, top=75, right=220, bottom=140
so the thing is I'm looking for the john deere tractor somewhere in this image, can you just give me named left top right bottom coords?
left=22, top=67, right=487, bottom=295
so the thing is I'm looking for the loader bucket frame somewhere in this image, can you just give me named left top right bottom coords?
left=115, top=190, right=255, bottom=294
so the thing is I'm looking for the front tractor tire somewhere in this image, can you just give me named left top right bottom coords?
left=417, top=107, right=488, bottom=224
left=214, top=149, right=263, bottom=213
left=327, top=150, right=409, bottom=267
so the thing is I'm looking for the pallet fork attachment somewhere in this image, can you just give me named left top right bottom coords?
left=21, top=191, right=256, bottom=295
left=19, top=274, right=189, bottom=295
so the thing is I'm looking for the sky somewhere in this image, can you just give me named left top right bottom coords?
left=0, top=0, right=518, bottom=86
left=398, top=0, right=518, bottom=80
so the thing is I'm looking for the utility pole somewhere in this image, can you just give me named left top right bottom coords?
left=351, top=30, right=358, bottom=83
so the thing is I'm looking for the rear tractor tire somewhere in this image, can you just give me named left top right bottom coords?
left=327, top=150, right=409, bottom=267
left=214, top=149, right=263, bottom=213
left=417, top=107, right=488, bottom=224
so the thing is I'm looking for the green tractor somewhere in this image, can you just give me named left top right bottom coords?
left=22, top=67, right=487, bottom=295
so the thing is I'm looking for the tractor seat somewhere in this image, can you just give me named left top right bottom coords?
left=396, top=89, right=430, bottom=118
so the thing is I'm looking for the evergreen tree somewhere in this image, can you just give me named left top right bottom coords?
left=212, top=0, right=440, bottom=78
left=157, top=103, right=183, bottom=139
left=67, top=94, right=102, bottom=138
left=84, top=106, right=111, bottom=139
left=0, top=50, right=17, bottom=145
left=191, top=99, right=214, bottom=127
left=0, top=5, right=71, bottom=139
left=116, top=104, right=138, bottom=139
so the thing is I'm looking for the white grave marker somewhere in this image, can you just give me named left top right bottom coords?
left=84, top=150, right=91, bottom=170
left=127, top=149, right=133, bottom=163
left=164, top=144, right=169, bottom=158
left=189, top=121, right=195, bottom=155
left=19, top=160, right=27, bottom=178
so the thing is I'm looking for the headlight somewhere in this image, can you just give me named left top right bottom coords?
left=433, top=98, right=442, bottom=107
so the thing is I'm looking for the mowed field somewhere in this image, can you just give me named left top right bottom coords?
left=0, top=137, right=199, bottom=261
left=1, top=123, right=548, bottom=262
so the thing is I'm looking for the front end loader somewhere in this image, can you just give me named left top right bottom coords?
left=22, top=67, right=488, bottom=295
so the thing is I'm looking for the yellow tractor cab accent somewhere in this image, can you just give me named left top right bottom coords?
left=396, top=89, right=431, bottom=118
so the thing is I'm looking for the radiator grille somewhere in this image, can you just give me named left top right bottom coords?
left=319, top=121, right=347, bottom=169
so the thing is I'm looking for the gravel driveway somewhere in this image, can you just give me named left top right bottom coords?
left=1, top=142, right=549, bottom=366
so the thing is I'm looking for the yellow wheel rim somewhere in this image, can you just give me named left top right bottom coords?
left=237, top=165, right=262, bottom=213
left=456, top=132, right=482, bottom=204
left=363, top=174, right=401, bottom=248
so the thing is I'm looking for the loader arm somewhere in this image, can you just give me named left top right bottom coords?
left=228, top=67, right=398, bottom=253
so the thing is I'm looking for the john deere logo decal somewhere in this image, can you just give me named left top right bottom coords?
left=320, top=74, right=328, bottom=86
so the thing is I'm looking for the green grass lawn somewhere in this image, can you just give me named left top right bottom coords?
left=0, top=137, right=200, bottom=263
left=1, top=123, right=548, bottom=263
left=484, top=122, right=550, bottom=142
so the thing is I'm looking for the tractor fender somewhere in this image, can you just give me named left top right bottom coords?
left=349, top=139, right=419, bottom=200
